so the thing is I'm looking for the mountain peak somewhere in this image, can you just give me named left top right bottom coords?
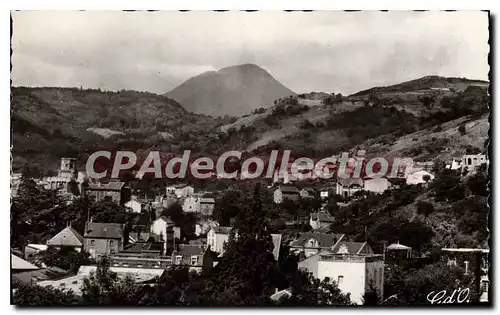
left=166, top=64, right=295, bottom=117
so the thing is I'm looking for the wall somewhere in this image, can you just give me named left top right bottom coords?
left=125, top=200, right=142, bottom=213
left=297, top=254, right=320, bottom=277
left=317, top=259, right=366, bottom=305
left=85, top=238, right=121, bottom=259
left=364, top=178, right=390, bottom=194
left=274, top=189, right=283, bottom=204
left=365, top=260, right=384, bottom=299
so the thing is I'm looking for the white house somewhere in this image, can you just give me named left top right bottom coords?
left=46, top=226, right=84, bottom=252
left=166, top=184, right=194, bottom=198
left=195, top=219, right=219, bottom=236
left=336, top=178, right=364, bottom=197
left=461, top=154, right=488, bottom=171
left=125, top=196, right=142, bottom=213
left=273, top=185, right=300, bottom=204
left=183, top=196, right=201, bottom=213
left=364, top=177, right=391, bottom=194
left=298, top=242, right=384, bottom=305
left=406, top=170, right=435, bottom=185
left=206, top=226, right=233, bottom=256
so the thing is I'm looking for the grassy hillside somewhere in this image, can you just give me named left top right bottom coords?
left=11, top=87, right=230, bottom=176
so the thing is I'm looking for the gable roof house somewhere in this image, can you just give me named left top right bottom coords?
left=274, top=185, right=300, bottom=204
left=290, top=232, right=345, bottom=258
left=300, top=187, right=317, bottom=198
left=84, top=181, right=130, bottom=205
left=336, top=178, right=364, bottom=198
left=46, top=226, right=85, bottom=252
left=83, top=222, right=124, bottom=259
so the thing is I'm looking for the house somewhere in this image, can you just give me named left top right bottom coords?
left=297, top=242, right=383, bottom=305
left=166, top=184, right=194, bottom=198
left=84, top=181, right=129, bottom=204
left=273, top=185, right=300, bottom=204
left=406, top=170, right=435, bottom=185
left=150, top=216, right=176, bottom=255
left=319, top=188, right=330, bottom=199
left=125, top=196, right=143, bottom=213
left=11, top=173, right=22, bottom=198
left=446, top=156, right=464, bottom=170
left=200, top=198, right=215, bottom=216
left=309, top=211, right=335, bottom=230
left=182, top=196, right=201, bottom=213
left=24, top=244, right=48, bottom=259
left=173, top=244, right=215, bottom=273
left=46, top=225, right=84, bottom=252
left=83, top=222, right=124, bottom=259
left=461, top=154, right=488, bottom=171
left=195, top=219, right=219, bottom=236
left=336, top=178, right=364, bottom=197
left=37, top=265, right=165, bottom=296
left=43, top=158, right=78, bottom=191
left=300, top=187, right=316, bottom=199
left=364, top=177, right=391, bottom=194
left=206, top=226, right=233, bottom=256
left=289, top=232, right=345, bottom=258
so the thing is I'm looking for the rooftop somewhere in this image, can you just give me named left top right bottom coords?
left=47, top=226, right=84, bottom=247
left=290, top=233, right=344, bottom=248
left=84, top=222, right=124, bottom=239
left=87, top=181, right=125, bottom=191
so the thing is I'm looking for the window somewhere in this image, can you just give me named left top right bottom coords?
left=191, top=256, right=199, bottom=265
left=337, top=276, right=343, bottom=284
left=110, top=240, right=114, bottom=246
left=90, top=240, right=95, bottom=246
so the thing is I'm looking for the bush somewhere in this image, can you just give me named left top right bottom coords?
left=458, top=125, right=466, bottom=135
left=416, top=201, right=435, bottom=216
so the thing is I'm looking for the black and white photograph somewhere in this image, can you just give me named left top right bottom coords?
left=9, top=10, right=491, bottom=306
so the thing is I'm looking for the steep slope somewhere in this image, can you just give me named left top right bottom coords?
left=166, top=64, right=296, bottom=117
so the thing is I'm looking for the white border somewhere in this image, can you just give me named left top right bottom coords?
left=3, top=1, right=499, bottom=315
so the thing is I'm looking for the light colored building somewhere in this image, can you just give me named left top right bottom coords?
left=11, top=173, right=22, bottom=198
left=84, top=181, right=128, bottom=204
left=84, top=222, right=124, bottom=259
left=271, top=233, right=282, bottom=261
left=309, top=211, right=335, bottom=230
left=406, top=170, right=435, bottom=185
left=24, top=244, right=48, bottom=259
left=150, top=216, right=176, bottom=255
left=206, top=226, right=233, bottom=256
left=200, top=198, right=215, bottom=216
left=298, top=242, right=384, bottom=305
left=125, top=196, right=143, bottom=213
left=43, top=157, right=78, bottom=191
left=273, top=185, right=300, bottom=204
left=47, top=226, right=84, bottom=252
left=364, top=177, right=391, bottom=194
left=195, top=219, right=219, bottom=236
left=166, top=184, right=194, bottom=198
left=182, top=196, right=201, bottom=213
left=336, top=178, right=364, bottom=197
left=11, top=254, right=39, bottom=273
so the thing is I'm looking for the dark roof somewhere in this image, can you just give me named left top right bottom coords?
left=331, top=241, right=373, bottom=254
left=176, top=244, right=204, bottom=257
left=158, top=216, right=174, bottom=225
left=310, top=211, right=335, bottom=223
left=290, top=233, right=344, bottom=248
left=87, top=181, right=125, bottom=191
left=84, top=223, right=123, bottom=239
left=301, top=187, right=316, bottom=193
left=123, top=242, right=162, bottom=253
left=387, top=178, right=406, bottom=185
left=129, top=232, right=161, bottom=243
left=278, top=185, right=299, bottom=194
left=12, top=268, right=69, bottom=285
left=170, top=183, right=191, bottom=189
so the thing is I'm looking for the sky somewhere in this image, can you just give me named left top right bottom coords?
left=11, top=11, right=490, bottom=95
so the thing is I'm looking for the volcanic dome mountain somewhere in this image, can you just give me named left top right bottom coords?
left=165, top=64, right=296, bottom=117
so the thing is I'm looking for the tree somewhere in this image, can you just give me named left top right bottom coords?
left=34, top=247, right=95, bottom=273
left=13, top=282, right=79, bottom=306
left=416, top=201, right=435, bottom=217
left=80, top=258, right=146, bottom=305
left=363, top=281, right=381, bottom=305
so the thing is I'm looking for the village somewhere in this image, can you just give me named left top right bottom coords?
left=10, top=149, right=490, bottom=305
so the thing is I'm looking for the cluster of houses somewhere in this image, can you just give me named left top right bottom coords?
left=10, top=152, right=490, bottom=304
